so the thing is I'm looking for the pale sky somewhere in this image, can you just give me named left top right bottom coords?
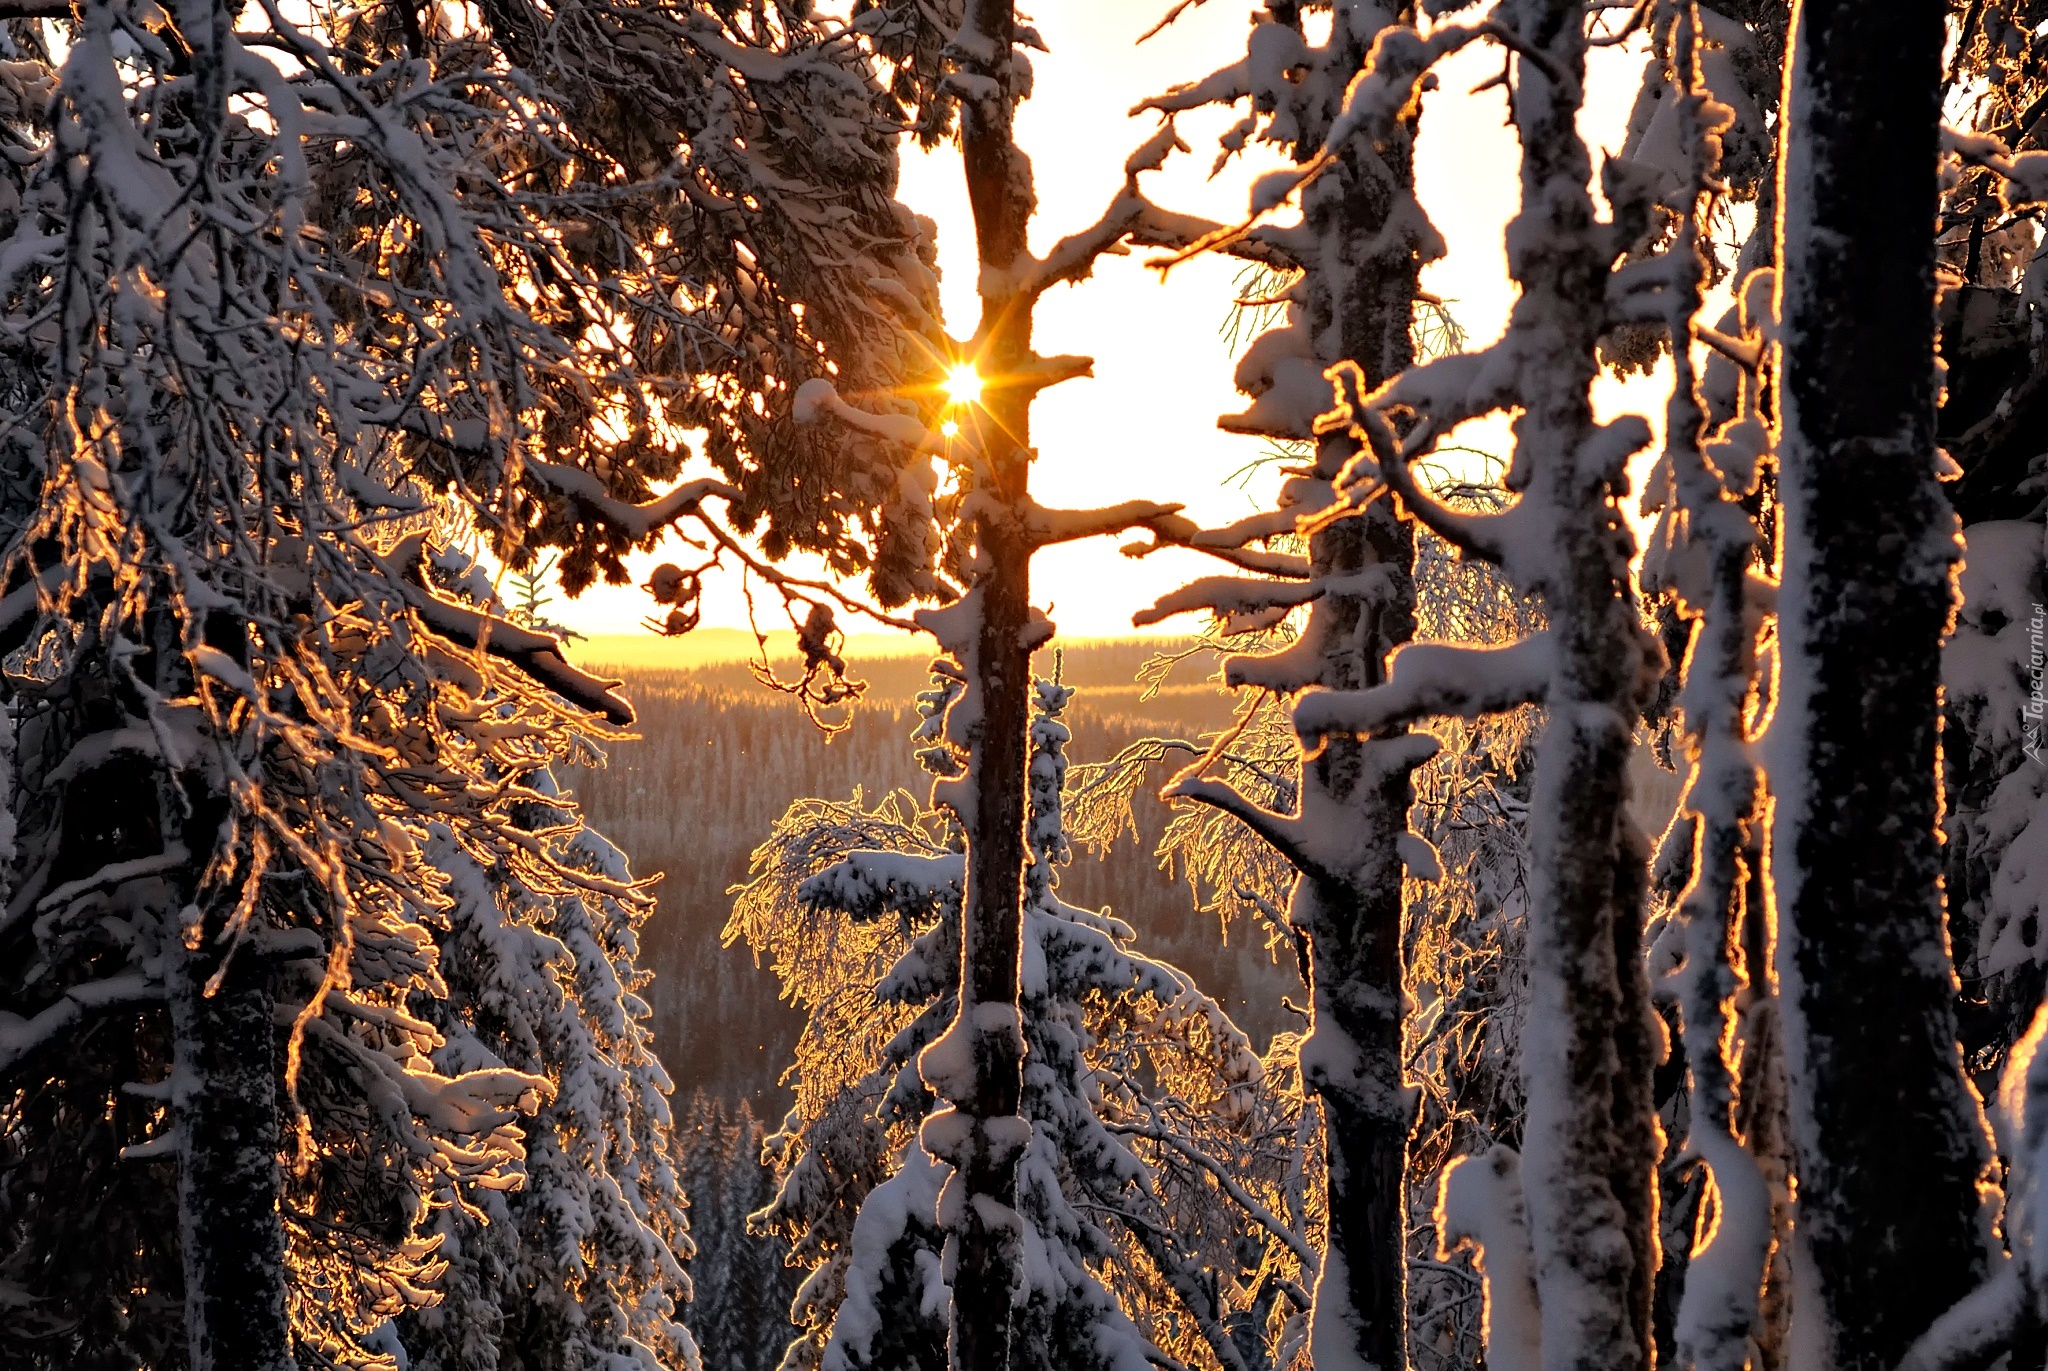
left=552, top=4, right=1666, bottom=644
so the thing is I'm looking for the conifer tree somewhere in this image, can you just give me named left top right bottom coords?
left=0, top=7, right=696, bottom=1367
left=680, top=1094, right=801, bottom=1371
left=394, top=768, right=696, bottom=1371
left=1126, top=5, right=1433, bottom=1361
left=734, top=675, right=1300, bottom=1371
left=1192, top=3, right=1682, bottom=1365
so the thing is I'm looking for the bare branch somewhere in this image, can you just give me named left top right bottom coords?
left=1109, top=1118, right=1322, bottom=1274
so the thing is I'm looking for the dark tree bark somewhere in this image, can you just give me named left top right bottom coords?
left=162, top=627, right=296, bottom=1371
left=1773, top=4, right=1997, bottom=1368
left=170, top=936, right=294, bottom=1371
left=933, top=5, right=1038, bottom=1370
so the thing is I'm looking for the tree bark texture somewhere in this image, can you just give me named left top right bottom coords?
left=1773, top=4, right=1996, bottom=1368
left=171, top=935, right=295, bottom=1371
left=1506, top=5, right=1664, bottom=1367
left=936, top=5, right=1037, bottom=1370
left=1291, top=9, right=1422, bottom=1360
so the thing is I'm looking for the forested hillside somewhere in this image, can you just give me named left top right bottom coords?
left=564, top=640, right=1294, bottom=1112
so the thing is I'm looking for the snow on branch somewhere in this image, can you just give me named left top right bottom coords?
left=1944, top=125, right=2048, bottom=211
left=800, top=850, right=966, bottom=922
left=0, top=974, right=161, bottom=1081
left=1012, top=120, right=1191, bottom=298
left=1164, top=774, right=1324, bottom=882
left=1127, top=207, right=1304, bottom=272
left=1293, top=634, right=1557, bottom=745
left=524, top=459, right=738, bottom=542
left=1894, top=1262, right=2026, bottom=1371
left=1148, top=17, right=1501, bottom=270
left=1436, top=1147, right=1543, bottom=1371
left=1133, top=576, right=1328, bottom=628
left=1321, top=363, right=1522, bottom=567
left=1024, top=498, right=1187, bottom=549
left=1131, top=58, right=1250, bottom=117
left=1120, top=512, right=1313, bottom=579
left=379, top=534, right=635, bottom=726
left=793, top=377, right=942, bottom=452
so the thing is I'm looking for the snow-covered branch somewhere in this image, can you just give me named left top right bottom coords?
left=1164, top=774, right=1324, bottom=882
left=380, top=535, right=636, bottom=726
left=1293, top=634, right=1556, bottom=745
left=1024, top=499, right=1187, bottom=548
left=1944, top=124, right=2048, bottom=211
left=1120, top=512, right=1313, bottom=579
left=794, top=376, right=943, bottom=452
left=0, top=975, right=161, bottom=1080
left=525, top=459, right=738, bottom=542
left=1133, top=576, right=1329, bottom=628
left=1895, top=1262, right=2027, bottom=1371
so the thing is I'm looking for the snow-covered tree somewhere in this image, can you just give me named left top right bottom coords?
left=733, top=675, right=1305, bottom=1371
left=1119, top=4, right=1436, bottom=1361
left=1069, top=519, right=1543, bottom=1371
left=678, top=1093, right=801, bottom=1371
left=0, top=9, right=561, bottom=1364
left=759, top=8, right=1310, bottom=1363
left=1155, top=2, right=1691, bottom=1366
left=1629, top=13, right=1785, bottom=1368
left=0, top=7, right=709, bottom=1367
left=391, top=769, right=696, bottom=1371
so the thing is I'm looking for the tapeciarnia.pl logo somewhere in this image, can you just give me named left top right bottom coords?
left=2028, top=601, right=2045, bottom=765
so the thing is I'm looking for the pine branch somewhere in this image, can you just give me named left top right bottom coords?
left=0, top=975, right=162, bottom=1082
left=381, top=534, right=636, bottom=726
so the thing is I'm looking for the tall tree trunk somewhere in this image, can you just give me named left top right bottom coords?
left=1299, top=5, right=1665, bottom=1364
left=161, top=632, right=295, bottom=1371
left=170, top=931, right=294, bottom=1371
left=930, top=5, right=1036, bottom=1369
left=1294, top=19, right=1421, bottom=1361
left=1508, top=4, right=1663, bottom=1366
left=1773, top=3, right=1996, bottom=1367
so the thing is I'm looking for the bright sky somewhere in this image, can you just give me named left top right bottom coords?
left=552, top=4, right=1665, bottom=645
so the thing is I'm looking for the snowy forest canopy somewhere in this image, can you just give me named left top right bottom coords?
left=1, top=2, right=2047, bottom=1371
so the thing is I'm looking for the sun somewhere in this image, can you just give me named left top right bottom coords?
left=943, top=363, right=983, bottom=407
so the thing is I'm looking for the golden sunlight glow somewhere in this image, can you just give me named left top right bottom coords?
left=940, top=419, right=961, bottom=438
left=943, top=364, right=983, bottom=407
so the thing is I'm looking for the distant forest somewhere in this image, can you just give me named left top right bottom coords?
left=564, top=640, right=1300, bottom=1115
